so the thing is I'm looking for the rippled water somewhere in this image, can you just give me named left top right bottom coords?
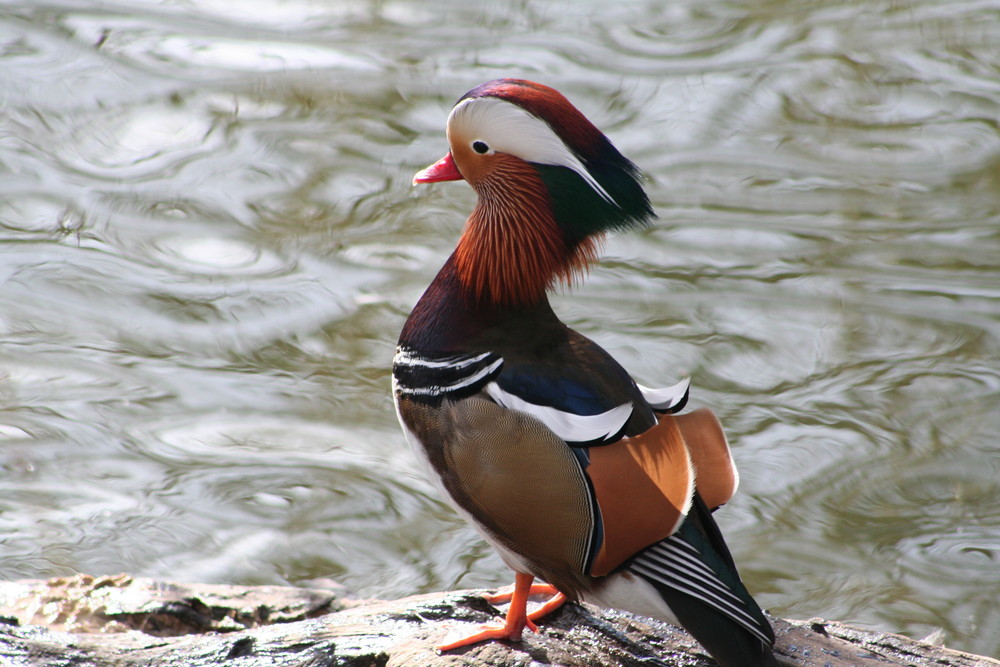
left=2, top=0, right=999, bottom=658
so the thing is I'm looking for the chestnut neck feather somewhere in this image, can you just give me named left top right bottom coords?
left=455, top=155, right=598, bottom=307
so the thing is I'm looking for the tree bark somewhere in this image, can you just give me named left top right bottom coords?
left=0, top=574, right=996, bottom=666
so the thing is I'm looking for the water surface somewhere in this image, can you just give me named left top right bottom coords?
left=1, top=0, right=999, bottom=658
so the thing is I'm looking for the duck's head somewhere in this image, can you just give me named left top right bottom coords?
left=415, top=79, right=655, bottom=307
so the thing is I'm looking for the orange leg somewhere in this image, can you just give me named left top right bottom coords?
left=484, top=581, right=559, bottom=604
left=437, top=573, right=567, bottom=652
left=525, top=587, right=567, bottom=623
left=484, top=581, right=567, bottom=623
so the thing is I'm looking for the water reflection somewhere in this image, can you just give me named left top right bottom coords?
left=1, top=0, right=999, bottom=659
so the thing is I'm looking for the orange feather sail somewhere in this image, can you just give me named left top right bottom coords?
left=585, top=407, right=738, bottom=577
left=675, top=407, right=739, bottom=511
left=586, top=415, right=693, bottom=577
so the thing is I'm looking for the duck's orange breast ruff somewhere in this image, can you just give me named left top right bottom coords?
left=454, top=153, right=598, bottom=306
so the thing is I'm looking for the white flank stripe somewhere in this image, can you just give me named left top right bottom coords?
left=638, top=537, right=768, bottom=638
left=651, top=542, right=728, bottom=585
left=658, top=542, right=730, bottom=583
left=629, top=548, right=772, bottom=644
left=637, top=378, right=690, bottom=411
left=484, top=382, right=632, bottom=443
left=629, top=560, right=770, bottom=643
left=640, top=547, right=741, bottom=605
left=631, top=560, right=740, bottom=615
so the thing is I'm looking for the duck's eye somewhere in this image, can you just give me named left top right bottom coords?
left=472, top=140, right=490, bottom=155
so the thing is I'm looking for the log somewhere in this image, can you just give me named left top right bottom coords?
left=0, top=574, right=996, bottom=667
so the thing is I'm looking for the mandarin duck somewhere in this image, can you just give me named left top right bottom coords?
left=392, top=79, right=777, bottom=667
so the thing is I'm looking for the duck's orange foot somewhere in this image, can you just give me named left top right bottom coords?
left=484, top=581, right=560, bottom=605
left=437, top=573, right=567, bottom=652
left=437, top=616, right=537, bottom=652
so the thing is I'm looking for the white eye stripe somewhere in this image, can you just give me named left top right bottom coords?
left=448, top=97, right=619, bottom=207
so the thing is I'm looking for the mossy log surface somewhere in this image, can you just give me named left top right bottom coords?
left=0, top=574, right=996, bottom=666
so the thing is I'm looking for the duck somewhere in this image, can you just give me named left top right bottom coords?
left=392, top=78, right=777, bottom=667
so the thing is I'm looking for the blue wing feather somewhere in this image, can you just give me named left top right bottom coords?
left=496, top=365, right=626, bottom=416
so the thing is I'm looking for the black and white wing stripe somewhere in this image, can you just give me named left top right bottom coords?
left=484, top=381, right=632, bottom=444
left=394, top=348, right=692, bottom=446
left=638, top=377, right=690, bottom=414
left=392, top=347, right=503, bottom=401
left=629, top=535, right=773, bottom=645
left=393, top=346, right=634, bottom=443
